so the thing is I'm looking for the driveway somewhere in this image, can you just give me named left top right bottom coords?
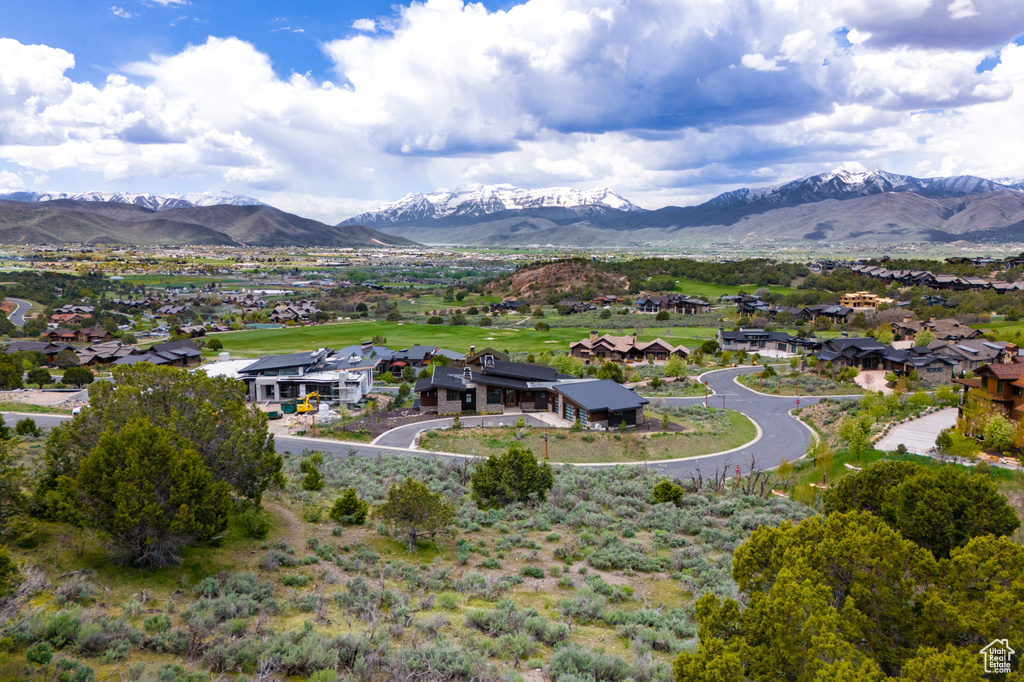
left=874, top=408, right=958, bottom=455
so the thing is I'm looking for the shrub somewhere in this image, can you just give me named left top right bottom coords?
left=26, top=641, right=52, bottom=665
left=15, top=417, right=41, bottom=437
left=329, top=488, right=369, bottom=524
left=236, top=506, right=271, bottom=539
left=652, top=479, right=684, bottom=505
left=520, top=566, right=544, bottom=579
left=300, top=453, right=325, bottom=491
left=548, top=643, right=631, bottom=681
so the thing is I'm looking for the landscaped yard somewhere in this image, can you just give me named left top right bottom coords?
left=737, top=371, right=864, bottom=396
left=419, top=407, right=756, bottom=463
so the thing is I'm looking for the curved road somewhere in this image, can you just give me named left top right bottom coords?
left=2, top=366, right=833, bottom=477
left=6, top=298, right=33, bottom=327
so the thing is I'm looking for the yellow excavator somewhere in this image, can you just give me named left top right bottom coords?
left=296, top=391, right=320, bottom=414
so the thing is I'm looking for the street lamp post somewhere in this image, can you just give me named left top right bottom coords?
left=543, top=430, right=549, bottom=460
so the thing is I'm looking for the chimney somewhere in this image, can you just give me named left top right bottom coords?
left=361, top=340, right=372, bottom=354
left=929, top=316, right=936, bottom=322
left=841, top=332, right=848, bottom=338
left=463, top=366, right=472, bottom=382
left=470, top=345, right=475, bottom=357
left=590, top=330, right=598, bottom=344
left=632, top=332, right=637, bottom=343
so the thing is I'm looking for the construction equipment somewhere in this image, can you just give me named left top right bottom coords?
left=296, top=392, right=320, bottom=414
left=281, top=399, right=298, bottom=414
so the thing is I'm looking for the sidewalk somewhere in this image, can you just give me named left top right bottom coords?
left=874, top=408, right=957, bottom=455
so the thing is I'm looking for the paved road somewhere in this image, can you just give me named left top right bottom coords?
left=0, top=367, right=834, bottom=477
left=6, top=298, right=33, bottom=327
left=875, top=407, right=957, bottom=454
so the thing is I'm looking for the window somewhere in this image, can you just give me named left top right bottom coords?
left=487, top=387, right=502, bottom=405
left=1014, top=386, right=1023, bottom=398
left=579, top=408, right=589, bottom=427
left=447, top=390, right=461, bottom=401
left=552, top=395, right=559, bottom=413
left=565, top=403, right=576, bottom=422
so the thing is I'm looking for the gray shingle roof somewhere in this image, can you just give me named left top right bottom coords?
left=554, top=380, right=648, bottom=412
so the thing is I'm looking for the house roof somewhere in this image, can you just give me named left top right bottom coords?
left=977, top=363, right=1024, bottom=380
left=554, top=380, right=649, bottom=412
left=238, top=351, right=318, bottom=374
left=483, top=360, right=559, bottom=382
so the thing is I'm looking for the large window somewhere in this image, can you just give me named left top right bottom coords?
left=579, top=408, right=589, bottom=427
left=565, top=403, right=576, bottom=422
left=447, top=389, right=461, bottom=402
left=487, top=387, right=502, bottom=405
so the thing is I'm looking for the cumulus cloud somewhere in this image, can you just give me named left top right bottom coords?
left=0, top=0, right=1023, bottom=219
left=111, top=6, right=135, bottom=19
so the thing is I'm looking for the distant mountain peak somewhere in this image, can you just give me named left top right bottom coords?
left=341, top=183, right=642, bottom=227
left=0, top=190, right=267, bottom=211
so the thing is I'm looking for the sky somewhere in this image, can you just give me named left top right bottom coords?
left=2, top=0, right=1024, bottom=223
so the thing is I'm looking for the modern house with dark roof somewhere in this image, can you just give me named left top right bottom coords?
left=237, top=347, right=380, bottom=406
left=717, top=329, right=819, bottom=355
left=814, top=336, right=956, bottom=383
left=414, top=361, right=649, bottom=428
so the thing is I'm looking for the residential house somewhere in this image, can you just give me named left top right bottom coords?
left=237, top=347, right=380, bottom=406
left=73, top=325, right=113, bottom=344
left=4, top=341, right=73, bottom=362
left=77, top=341, right=137, bottom=366
left=840, top=291, right=885, bottom=309
left=465, top=346, right=509, bottom=367
left=113, top=339, right=202, bottom=369
left=635, top=294, right=711, bottom=315
left=414, top=362, right=648, bottom=428
left=571, top=331, right=689, bottom=363
left=387, top=345, right=441, bottom=375
left=814, top=336, right=956, bottom=383
left=929, top=339, right=1010, bottom=374
left=49, top=312, right=92, bottom=325
left=42, top=328, right=76, bottom=343
left=891, top=317, right=980, bottom=342
left=557, top=299, right=596, bottom=314
left=488, top=300, right=530, bottom=314
left=955, top=347, right=1024, bottom=422
left=717, top=328, right=818, bottom=355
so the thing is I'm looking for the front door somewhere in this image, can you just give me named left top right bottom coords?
left=535, top=391, right=547, bottom=409
left=505, top=389, right=516, bottom=406
left=462, top=390, right=475, bottom=412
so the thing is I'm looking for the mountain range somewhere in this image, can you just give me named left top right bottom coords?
left=0, top=199, right=416, bottom=248
left=4, top=168, right=1024, bottom=247
left=344, top=169, right=1024, bottom=247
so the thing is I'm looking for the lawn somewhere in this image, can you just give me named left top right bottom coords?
left=209, top=320, right=727, bottom=357
left=419, top=408, right=756, bottom=463
left=672, top=278, right=797, bottom=299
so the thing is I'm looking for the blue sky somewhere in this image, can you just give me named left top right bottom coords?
left=2, top=0, right=1024, bottom=223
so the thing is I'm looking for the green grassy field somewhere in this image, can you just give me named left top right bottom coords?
left=672, top=278, right=797, bottom=298
left=117, top=274, right=248, bottom=286
left=210, top=320, right=725, bottom=357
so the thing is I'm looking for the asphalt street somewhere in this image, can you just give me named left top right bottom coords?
left=6, top=298, right=32, bottom=327
left=3, top=366, right=833, bottom=478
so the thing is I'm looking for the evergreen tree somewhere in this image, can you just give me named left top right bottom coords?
left=75, top=419, right=232, bottom=567
left=329, top=488, right=369, bottom=524
left=299, top=453, right=325, bottom=491
left=39, top=364, right=280, bottom=506
left=375, top=477, right=454, bottom=550
left=470, top=444, right=554, bottom=509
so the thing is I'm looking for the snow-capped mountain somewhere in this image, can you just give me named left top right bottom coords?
left=340, top=184, right=641, bottom=227
left=706, top=167, right=1019, bottom=210
left=0, top=190, right=267, bottom=211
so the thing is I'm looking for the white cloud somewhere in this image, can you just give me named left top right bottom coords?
left=0, top=171, right=25, bottom=190
left=111, top=6, right=135, bottom=19
left=741, top=53, right=784, bottom=71
left=948, top=0, right=979, bottom=19
left=149, top=0, right=189, bottom=6
left=0, top=0, right=1022, bottom=219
